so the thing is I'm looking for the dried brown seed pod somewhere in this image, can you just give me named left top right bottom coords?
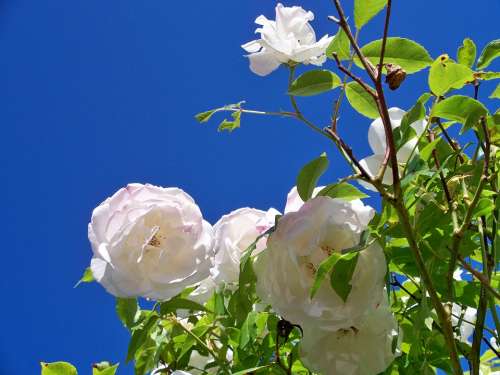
left=385, top=63, right=407, bottom=90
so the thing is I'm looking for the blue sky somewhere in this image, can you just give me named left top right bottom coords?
left=1, top=0, right=499, bottom=374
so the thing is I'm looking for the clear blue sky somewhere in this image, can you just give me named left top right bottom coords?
left=1, top=1, right=499, bottom=374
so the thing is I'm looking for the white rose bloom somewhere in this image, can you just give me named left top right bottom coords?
left=255, top=196, right=387, bottom=331
left=359, top=107, right=426, bottom=191
left=451, top=303, right=477, bottom=344
left=284, top=185, right=324, bottom=214
left=210, top=207, right=279, bottom=285
left=241, top=3, right=332, bottom=76
left=300, top=303, right=400, bottom=375
left=284, top=186, right=374, bottom=227
left=88, top=183, right=214, bottom=301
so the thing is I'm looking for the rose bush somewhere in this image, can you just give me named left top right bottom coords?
left=88, top=183, right=214, bottom=301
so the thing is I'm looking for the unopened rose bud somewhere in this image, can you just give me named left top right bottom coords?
left=385, top=63, right=407, bottom=90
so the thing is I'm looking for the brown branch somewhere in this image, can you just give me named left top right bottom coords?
left=330, top=1, right=377, bottom=80
left=377, top=0, right=392, bottom=85
left=435, top=119, right=466, bottom=164
left=457, top=255, right=500, bottom=300
left=331, top=53, right=378, bottom=99
left=324, top=128, right=373, bottom=181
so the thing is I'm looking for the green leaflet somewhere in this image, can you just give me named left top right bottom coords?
left=326, top=27, right=350, bottom=61
left=354, top=0, right=387, bottom=29
left=317, top=182, right=368, bottom=201
left=296, top=153, right=329, bottom=201
left=457, top=38, right=477, bottom=68
left=432, top=95, right=488, bottom=133
left=310, top=252, right=341, bottom=299
left=428, top=55, right=474, bottom=96
left=477, top=39, right=500, bottom=69
left=356, top=37, right=432, bottom=74
left=330, top=252, right=360, bottom=302
left=345, top=81, right=379, bottom=118
left=41, top=362, right=78, bottom=375
left=74, top=267, right=94, bottom=288
left=116, top=298, right=139, bottom=330
left=490, top=83, right=500, bottom=99
left=288, top=70, right=341, bottom=96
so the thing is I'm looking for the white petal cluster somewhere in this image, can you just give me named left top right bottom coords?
left=88, top=183, right=214, bottom=301
left=359, top=107, right=426, bottom=191
left=255, top=186, right=399, bottom=374
left=188, top=206, right=279, bottom=304
left=242, top=3, right=332, bottom=76
left=255, top=193, right=386, bottom=330
left=300, top=302, right=400, bottom=375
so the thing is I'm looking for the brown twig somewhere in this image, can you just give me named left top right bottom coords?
left=331, top=53, right=378, bottom=99
left=324, top=127, right=373, bottom=181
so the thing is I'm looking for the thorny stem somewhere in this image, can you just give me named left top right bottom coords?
left=330, top=0, right=463, bottom=372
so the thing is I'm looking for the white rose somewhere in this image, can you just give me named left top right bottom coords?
left=241, top=3, right=332, bottom=76
left=359, top=107, right=426, bottom=191
left=255, top=196, right=387, bottom=331
left=451, top=303, right=477, bottom=344
left=284, top=185, right=324, bottom=214
left=284, top=186, right=374, bottom=228
left=210, top=207, right=279, bottom=286
left=300, top=303, right=399, bottom=375
left=88, top=183, right=214, bottom=301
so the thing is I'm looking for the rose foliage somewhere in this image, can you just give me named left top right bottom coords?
left=46, top=1, right=500, bottom=375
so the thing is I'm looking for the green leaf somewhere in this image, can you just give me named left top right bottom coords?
left=296, top=153, right=329, bottom=201
left=160, top=297, right=208, bottom=315
left=126, top=314, right=158, bottom=362
left=41, top=362, right=77, bottom=375
left=428, top=55, right=474, bottom=96
left=457, top=38, right=477, bottom=68
left=395, top=93, right=430, bottom=149
left=477, top=39, right=500, bottom=70
left=74, top=267, right=94, bottom=288
left=92, top=363, right=119, bottom=375
left=357, top=37, right=432, bottom=74
left=432, top=95, right=488, bottom=133
left=239, top=311, right=258, bottom=348
left=310, top=252, right=341, bottom=299
left=288, top=70, right=341, bottom=96
left=345, top=81, right=379, bottom=118
left=195, top=109, right=217, bottom=123
left=326, top=28, right=350, bottom=61
left=490, top=83, right=500, bottom=99
left=218, top=110, right=241, bottom=132
left=116, top=298, right=139, bottom=330
left=419, top=138, right=441, bottom=162
left=317, top=182, right=368, bottom=201
left=354, top=0, right=387, bottom=29
left=330, top=252, right=360, bottom=302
